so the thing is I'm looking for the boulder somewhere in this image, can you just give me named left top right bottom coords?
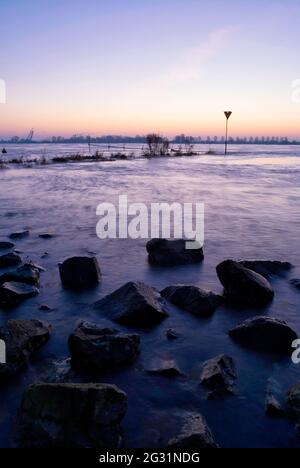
left=290, top=279, right=300, bottom=290
left=0, top=252, right=22, bottom=268
left=147, top=359, right=183, bottom=377
left=0, top=282, right=39, bottom=309
left=0, top=319, right=51, bottom=380
left=166, top=328, right=179, bottom=340
left=146, top=239, right=204, bottom=267
left=59, top=256, right=101, bottom=290
left=265, top=394, right=285, bottom=417
left=238, top=260, right=293, bottom=278
left=286, top=383, right=300, bottom=422
left=0, top=264, right=40, bottom=286
left=200, top=354, right=237, bottom=398
left=168, top=413, right=219, bottom=449
left=217, top=260, right=274, bottom=307
left=0, top=241, right=14, bottom=250
left=161, top=285, right=222, bottom=317
left=229, top=316, right=297, bottom=354
left=16, top=383, right=127, bottom=448
left=94, top=281, right=168, bottom=328
left=38, top=233, right=54, bottom=239
left=9, top=230, right=29, bottom=240
left=68, top=322, right=140, bottom=372
left=39, top=304, right=51, bottom=311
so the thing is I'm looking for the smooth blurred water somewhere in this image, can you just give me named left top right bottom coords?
left=0, top=144, right=299, bottom=448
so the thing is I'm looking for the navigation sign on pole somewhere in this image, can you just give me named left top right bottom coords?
left=224, top=111, right=232, bottom=155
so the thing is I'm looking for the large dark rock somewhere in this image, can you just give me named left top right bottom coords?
left=229, top=316, right=297, bottom=354
left=59, top=256, right=101, bottom=290
left=68, top=322, right=140, bottom=372
left=200, top=354, right=237, bottom=398
left=0, top=252, right=22, bottom=268
left=0, top=241, right=14, bottom=250
left=0, top=319, right=51, bottom=380
left=0, top=264, right=40, bottom=286
left=161, top=285, right=222, bottom=317
left=290, top=279, right=300, bottom=290
left=146, top=239, right=204, bottom=267
left=16, top=383, right=127, bottom=448
left=94, top=281, right=168, bottom=328
left=238, top=260, right=293, bottom=278
left=9, top=230, right=29, bottom=240
left=0, top=282, right=39, bottom=309
left=168, top=413, right=219, bottom=449
left=217, top=260, right=274, bottom=307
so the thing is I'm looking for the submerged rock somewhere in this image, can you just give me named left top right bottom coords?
left=24, top=261, right=45, bottom=272
left=0, top=252, right=22, bottom=268
left=68, top=322, right=140, bottom=372
left=147, top=359, right=183, bottom=377
left=39, top=304, right=52, bottom=311
left=265, top=394, right=285, bottom=418
left=38, top=233, right=54, bottom=239
left=200, top=354, right=237, bottom=398
left=0, top=241, right=14, bottom=250
left=0, top=319, right=51, bottom=380
left=166, top=328, right=179, bottom=340
left=229, top=316, right=297, bottom=354
left=0, top=281, right=39, bottom=309
left=0, top=264, right=40, bottom=286
left=42, top=358, right=75, bottom=383
left=59, top=256, right=101, bottom=290
left=161, top=285, right=222, bottom=317
left=290, top=279, right=300, bottom=290
left=168, top=413, right=219, bottom=449
left=16, top=383, right=127, bottom=448
left=9, top=230, right=29, bottom=240
left=94, top=281, right=168, bottom=328
left=238, top=260, right=293, bottom=278
left=217, top=260, right=274, bottom=307
left=146, top=239, right=204, bottom=266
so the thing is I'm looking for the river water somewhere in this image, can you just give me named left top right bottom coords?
left=0, top=144, right=300, bottom=448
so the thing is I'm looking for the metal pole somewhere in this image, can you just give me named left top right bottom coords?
left=224, top=111, right=232, bottom=155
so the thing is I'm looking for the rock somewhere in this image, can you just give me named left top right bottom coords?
left=24, top=261, right=45, bottom=272
left=68, top=322, right=140, bottom=372
left=146, top=239, right=204, bottom=267
left=216, top=260, right=274, bottom=307
left=39, top=304, right=51, bottom=311
left=239, top=260, right=293, bottom=278
left=161, top=285, right=222, bottom=317
left=0, top=282, right=39, bottom=309
left=166, top=328, right=179, bottom=340
left=59, top=256, right=101, bottom=290
left=16, top=383, right=127, bottom=448
left=0, top=264, right=40, bottom=286
left=94, top=281, right=168, bottom=328
left=290, top=279, right=300, bottom=290
left=200, top=354, right=237, bottom=398
left=0, top=241, right=14, bottom=250
left=265, top=394, right=285, bottom=417
left=0, top=320, right=51, bottom=379
left=287, top=383, right=300, bottom=422
left=0, top=252, right=22, bottom=268
left=229, top=316, right=297, bottom=354
left=38, top=233, right=54, bottom=239
left=147, top=359, right=183, bottom=377
left=9, top=230, right=29, bottom=240
left=168, top=413, right=219, bottom=449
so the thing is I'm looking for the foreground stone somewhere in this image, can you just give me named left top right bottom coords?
left=290, top=279, right=300, bottom=290
left=0, top=264, right=40, bottom=286
left=168, top=413, right=219, bottom=449
left=0, top=241, right=14, bottom=250
left=94, top=281, right=168, bottom=328
left=146, top=239, right=204, bottom=266
left=69, top=322, right=140, bottom=372
left=16, top=383, right=127, bottom=448
left=238, top=260, right=293, bottom=278
left=9, top=230, right=29, bottom=240
left=217, top=260, right=274, bottom=307
left=0, top=320, right=51, bottom=379
left=147, top=359, right=183, bottom=377
left=200, top=354, right=237, bottom=398
left=59, top=256, right=101, bottom=290
left=0, top=252, right=22, bottom=268
left=0, top=282, right=39, bottom=309
left=229, top=317, right=297, bottom=354
left=161, top=285, right=222, bottom=317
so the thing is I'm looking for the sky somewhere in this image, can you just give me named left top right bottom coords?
left=0, top=0, right=300, bottom=139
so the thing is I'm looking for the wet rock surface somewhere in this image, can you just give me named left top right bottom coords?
left=161, top=285, right=222, bottom=317
left=59, top=256, right=101, bottom=290
left=229, top=316, right=297, bottom=354
left=200, top=354, right=237, bottom=398
left=0, top=253, right=22, bottom=268
left=0, top=319, right=51, bottom=380
left=94, top=281, right=168, bottom=328
left=0, top=264, right=40, bottom=286
left=168, top=413, right=219, bottom=449
left=217, top=260, right=274, bottom=307
left=9, top=231, right=29, bottom=240
left=0, top=281, right=39, bottom=309
left=146, top=239, right=204, bottom=266
left=68, top=322, right=140, bottom=372
left=0, top=241, right=14, bottom=250
left=147, top=359, right=183, bottom=377
left=238, top=260, right=293, bottom=278
left=16, top=383, right=128, bottom=448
